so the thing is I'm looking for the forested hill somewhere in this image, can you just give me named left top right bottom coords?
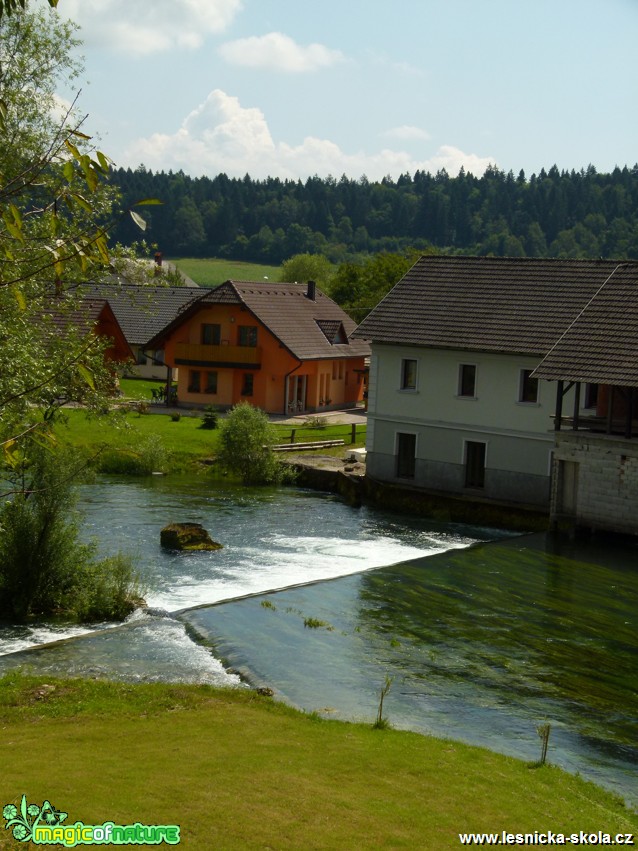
left=111, top=164, right=638, bottom=263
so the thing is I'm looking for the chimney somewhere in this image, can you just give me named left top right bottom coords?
left=154, top=251, right=163, bottom=277
left=306, top=280, right=316, bottom=301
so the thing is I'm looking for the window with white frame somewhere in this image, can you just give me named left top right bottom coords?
left=458, top=363, right=477, bottom=398
left=519, top=369, right=539, bottom=404
left=464, top=441, right=486, bottom=488
left=396, top=432, right=416, bottom=479
left=400, top=358, right=418, bottom=391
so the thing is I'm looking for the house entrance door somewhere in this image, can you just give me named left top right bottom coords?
left=287, top=375, right=307, bottom=414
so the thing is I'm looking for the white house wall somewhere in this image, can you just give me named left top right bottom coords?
left=365, top=344, right=578, bottom=507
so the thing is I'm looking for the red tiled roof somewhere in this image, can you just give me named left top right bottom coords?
left=147, top=281, right=370, bottom=360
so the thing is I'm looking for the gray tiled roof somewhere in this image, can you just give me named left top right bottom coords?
left=533, top=264, right=638, bottom=387
left=352, top=256, right=631, bottom=357
left=81, top=283, right=200, bottom=346
left=148, top=281, right=370, bottom=360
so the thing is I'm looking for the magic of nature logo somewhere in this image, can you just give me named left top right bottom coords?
left=3, top=796, right=180, bottom=846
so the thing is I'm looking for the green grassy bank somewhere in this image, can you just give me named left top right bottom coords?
left=53, top=407, right=366, bottom=473
left=0, top=674, right=635, bottom=850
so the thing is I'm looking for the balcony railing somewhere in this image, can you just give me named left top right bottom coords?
left=174, top=342, right=261, bottom=368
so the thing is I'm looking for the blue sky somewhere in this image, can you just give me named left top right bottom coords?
left=51, top=0, right=638, bottom=181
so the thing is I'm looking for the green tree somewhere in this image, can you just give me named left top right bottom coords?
left=0, top=5, right=151, bottom=451
left=331, top=250, right=423, bottom=320
left=279, top=253, right=334, bottom=290
left=217, top=403, right=288, bottom=485
left=0, top=446, right=142, bottom=622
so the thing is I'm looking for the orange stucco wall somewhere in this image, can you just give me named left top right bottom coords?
left=162, top=304, right=366, bottom=413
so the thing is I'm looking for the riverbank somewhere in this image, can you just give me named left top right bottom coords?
left=1, top=673, right=635, bottom=850
left=288, top=454, right=549, bottom=532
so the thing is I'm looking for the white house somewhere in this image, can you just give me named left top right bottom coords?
left=352, top=256, right=632, bottom=509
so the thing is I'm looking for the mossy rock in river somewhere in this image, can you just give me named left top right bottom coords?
left=160, top=523, right=223, bottom=551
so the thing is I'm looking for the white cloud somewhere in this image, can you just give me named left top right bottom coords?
left=219, top=32, right=345, bottom=72
left=124, top=89, right=495, bottom=181
left=384, top=125, right=431, bottom=142
left=60, top=0, right=243, bottom=56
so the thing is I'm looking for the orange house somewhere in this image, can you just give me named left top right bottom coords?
left=145, top=280, right=370, bottom=414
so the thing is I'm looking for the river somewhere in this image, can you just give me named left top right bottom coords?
left=0, top=475, right=635, bottom=805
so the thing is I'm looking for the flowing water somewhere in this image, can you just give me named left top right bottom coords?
left=0, top=475, right=636, bottom=804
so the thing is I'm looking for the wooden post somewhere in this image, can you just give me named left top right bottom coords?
left=351, top=423, right=356, bottom=444
left=290, top=429, right=296, bottom=444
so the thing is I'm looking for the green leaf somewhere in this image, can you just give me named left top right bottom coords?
left=95, top=233, right=110, bottom=264
left=69, top=128, right=91, bottom=141
left=96, top=151, right=112, bottom=173
left=133, top=198, right=163, bottom=206
left=12, top=286, right=26, bottom=310
left=64, top=140, right=81, bottom=161
left=77, top=364, right=96, bottom=390
left=130, top=210, right=148, bottom=231
left=70, top=192, right=92, bottom=213
left=63, top=161, right=74, bottom=182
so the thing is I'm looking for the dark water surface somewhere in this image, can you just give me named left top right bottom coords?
left=0, top=476, right=635, bottom=804
left=182, top=531, right=638, bottom=805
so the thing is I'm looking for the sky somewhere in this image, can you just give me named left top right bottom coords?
left=46, top=0, right=638, bottom=183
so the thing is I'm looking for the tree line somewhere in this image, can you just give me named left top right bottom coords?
left=110, top=163, right=638, bottom=263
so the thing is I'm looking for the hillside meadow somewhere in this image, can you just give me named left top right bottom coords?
left=0, top=674, right=636, bottom=850
left=172, top=257, right=281, bottom=288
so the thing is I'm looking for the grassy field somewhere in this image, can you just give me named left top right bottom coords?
left=171, top=258, right=282, bottom=288
left=53, top=408, right=366, bottom=472
left=0, top=674, right=635, bottom=850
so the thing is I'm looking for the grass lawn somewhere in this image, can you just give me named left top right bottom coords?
left=118, top=377, right=164, bottom=401
left=171, top=258, right=282, bottom=288
left=53, top=409, right=366, bottom=471
left=0, top=675, right=635, bottom=850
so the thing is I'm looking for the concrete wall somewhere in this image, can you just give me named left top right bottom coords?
left=551, top=432, right=638, bottom=535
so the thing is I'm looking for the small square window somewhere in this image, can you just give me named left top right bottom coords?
left=239, top=326, right=258, bottom=347
left=201, top=323, right=221, bottom=345
left=458, top=364, right=476, bottom=397
left=519, top=369, right=539, bottom=403
left=400, top=358, right=417, bottom=390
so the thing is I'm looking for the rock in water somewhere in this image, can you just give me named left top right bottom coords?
left=160, top=523, right=223, bottom=551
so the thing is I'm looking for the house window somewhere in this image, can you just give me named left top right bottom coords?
left=154, top=349, right=165, bottom=365
left=188, top=370, right=201, bottom=393
left=396, top=432, right=416, bottom=479
left=458, top=364, right=477, bottom=398
left=519, top=369, right=539, bottom=404
left=205, top=371, right=218, bottom=394
left=584, top=383, right=599, bottom=410
left=201, top=323, right=221, bottom=345
left=465, top=441, right=486, bottom=488
left=400, top=358, right=417, bottom=391
left=136, top=349, right=147, bottom=366
left=238, top=326, right=258, bottom=347
left=241, top=373, right=254, bottom=396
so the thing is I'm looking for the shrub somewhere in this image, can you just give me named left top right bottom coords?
left=96, top=434, right=167, bottom=476
left=217, top=402, right=289, bottom=485
left=0, top=448, right=143, bottom=622
left=199, top=405, right=219, bottom=430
